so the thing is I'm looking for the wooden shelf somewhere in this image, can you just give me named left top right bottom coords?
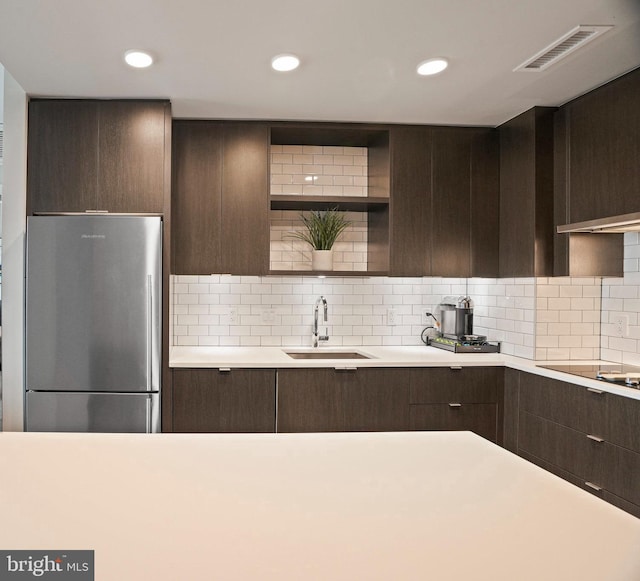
left=268, top=270, right=388, bottom=277
left=270, top=195, right=389, bottom=212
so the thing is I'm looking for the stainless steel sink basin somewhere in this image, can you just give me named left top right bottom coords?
left=284, top=350, right=373, bottom=360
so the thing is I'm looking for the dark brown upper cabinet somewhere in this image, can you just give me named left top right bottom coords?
left=389, top=125, right=432, bottom=276
left=172, top=121, right=270, bottom=275
left=552, top=68, right=640, bottom=277
left=432, top=127, right=499, bottom=278
left=564, top=67, right=640, bottom=223
left=499, top=107, right=555, bottom=277
left=389, top=125, right=499, bottom=278
left=171, top=121, right=223, bottom=275
left=27, top=99, right=171, bottom=214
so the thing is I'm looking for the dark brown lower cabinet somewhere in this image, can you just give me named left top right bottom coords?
left=502, top=368, right=520, bottom=453
left=604, top=442, right=640, bottom=507
left=409, top=366, right=501, bottom=442
left=518, top=411, right=607, bottom=484
left=512, top=370, right=640, bottom=519
left=518, top=448, right=640, bottom=519
left=277, top=366, right=501, bottom=439
left=172, top=368, right=276, bottom=433
left=277, top=368, right=410, bottom=432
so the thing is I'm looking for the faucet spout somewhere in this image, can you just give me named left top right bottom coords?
left=313, top=296, right=329, bottom=347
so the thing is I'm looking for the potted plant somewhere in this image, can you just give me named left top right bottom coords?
left=288, top=208, right=352, bottom=270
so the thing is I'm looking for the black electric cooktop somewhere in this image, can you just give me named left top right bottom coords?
left=539, top=363, right=640, bottom=388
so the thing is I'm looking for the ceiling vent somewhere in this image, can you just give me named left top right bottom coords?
left=514, top=25, right=613, bottom=72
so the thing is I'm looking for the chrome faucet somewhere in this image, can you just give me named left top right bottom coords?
left=313, top=296, right=329, bottom=348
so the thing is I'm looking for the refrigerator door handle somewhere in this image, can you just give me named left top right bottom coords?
left=147, top=274, right=153, bottom=392
left=145, top=395, right=153, bottom=434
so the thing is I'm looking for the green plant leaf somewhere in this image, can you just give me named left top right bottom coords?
left=286, top=208, right=353, bottom=250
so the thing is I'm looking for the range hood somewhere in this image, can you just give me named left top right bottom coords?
left=558, top=212, right=640, bottom=233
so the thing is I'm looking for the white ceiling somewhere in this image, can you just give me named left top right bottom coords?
left=0, top=0, right=639, bottom=126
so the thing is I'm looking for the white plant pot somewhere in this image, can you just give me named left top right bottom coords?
left=312, top=250, right=333, bottom=271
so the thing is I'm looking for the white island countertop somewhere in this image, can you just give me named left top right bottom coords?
left=170, top=345, right=640, bottom=401
left=1, top=431, right=639, bottom=581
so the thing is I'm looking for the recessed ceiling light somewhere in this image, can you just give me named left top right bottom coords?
left=417, top=58, right=448, bottom=76
left=271, top=54, right=300, bottom=72
left=124, top=50, right=154, bottom=68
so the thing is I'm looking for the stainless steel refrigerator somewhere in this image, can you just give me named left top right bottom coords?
left=25, top=215, right=162, bottom=432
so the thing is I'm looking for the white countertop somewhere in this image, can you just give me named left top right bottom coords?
left=170, top=345, right=640, bottom=401
left=1, top=431, right=639, bottom=581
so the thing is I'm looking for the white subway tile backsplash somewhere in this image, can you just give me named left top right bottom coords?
left=171, top=235, right=640, bottom=361
left=600, top=233, right=640, bottom=362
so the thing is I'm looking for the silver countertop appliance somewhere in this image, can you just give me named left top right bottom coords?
left=25, top=214, right=162, bottom=432
left=426, top=296, right=500, bottom=353
left=439, top=295, right=474, bottom=339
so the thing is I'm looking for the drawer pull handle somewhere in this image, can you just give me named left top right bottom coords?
left=219, top=367, right=231, bottom=373
left=450, top=366, right=463, bottom=371
left=587, top=434, right=604, bottom=443
left=587, top=387, right=605, bottom=395
left=585, top=481, right=603, bottom=492
left=449, top=403, right=462, bottom=408
left=335, top=367, right=357, bottom=372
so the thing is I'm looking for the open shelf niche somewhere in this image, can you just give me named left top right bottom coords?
left=268, top=123, right=390, bottom=276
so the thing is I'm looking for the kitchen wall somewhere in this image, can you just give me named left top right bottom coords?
left=468, top=278, right=535, bottom=359
left=601, top=232, right=640, bottom=365
left=171, top=275, right=541, bottom=357
left=172, top=263, right=640, bottom=362
left=171, top=275, right=466, bottom=348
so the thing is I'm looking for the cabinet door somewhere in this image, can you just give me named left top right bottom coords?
left=518, top=411, right=607, bottom=484
left=172, top=368, right=275, bottom=433
left=607, top=392, right=640, bottom=454
left=277, top=368, right=345, bottom=432
left=567, top=68, right=640, bottom=222
left=28, top=100, right=99, bottom=212
left=341, top=368, right=410, bottom=431
left=221, top=123, right=270, bottom=275
left=277, top=368, right=410, bottom=432
left=470, top=129, right=500, bottom=277
left=499, top=107, right=554, bottom=277
left=28, top=100, right=169, bottom=214
left=172, top=121, right=224, bottom=274
left=518, top=372, right=607, bottom=436
left=502, top=368, right=520, bottom=453
left=98, top=101, right=168, bottom=213
left=602, top=444, right=640, bottom=507
left=431, top=127, right=473, bottom=277
left=389, top=126, right=432, bottom=276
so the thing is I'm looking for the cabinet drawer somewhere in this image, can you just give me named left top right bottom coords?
left=409, top=403, right=497, bottom=442
left=607, top=394, right=640, bottom=454
left=409, top=367, right=499, bottom=404
left=603, top=443, right=640, bottom=507
left=518, top=411, right=607, bottom=483
left=519, top=447, right=640, bottom=519
left=519, top=373, right=607, bottom=434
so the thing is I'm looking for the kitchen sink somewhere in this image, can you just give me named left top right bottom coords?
left=284, top=350, right=373, bottom=360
